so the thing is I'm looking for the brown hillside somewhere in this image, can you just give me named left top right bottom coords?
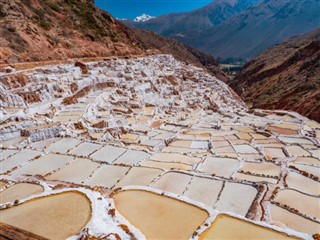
left=231, top=28, right=320, bottom=122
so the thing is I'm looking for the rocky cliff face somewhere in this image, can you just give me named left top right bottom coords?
left=0, top=0, right=226, bottom=80
left=231, top=29, right=320, bottom=122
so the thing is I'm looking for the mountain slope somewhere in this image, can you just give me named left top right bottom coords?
left=0, top=0, right=143, bottom=63
left=192, top=0, right=320, bottom=59
left=123, top=0, right=258, bottom=36
left=0, top=0, right=226, bottom=80
left=230, top=28, right=320, bottom=122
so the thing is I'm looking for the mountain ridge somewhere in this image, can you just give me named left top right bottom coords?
left=230, top=28, right=320, bottom=122
left=123, top=0, right=320, bottom=60
left=123, top=0, right=258, bottom=37
left=192, top=0, right=320, bottom=59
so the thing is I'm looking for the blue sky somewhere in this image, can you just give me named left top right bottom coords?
left=94, top=0, right=213, bottom=19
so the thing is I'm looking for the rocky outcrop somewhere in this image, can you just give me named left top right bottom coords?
left=0, top=74, right=29, bottom=89
left=75, top=61, right=89, bottom=75
left=231, top=28, right=320, bottom=122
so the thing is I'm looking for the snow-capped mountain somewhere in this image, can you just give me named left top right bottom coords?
left=134, top=13, right=155, bottom=22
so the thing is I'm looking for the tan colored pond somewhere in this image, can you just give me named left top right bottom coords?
left=278, top=137, right=313, bottom=145
left=266, top=125, right=298, bottom=135
left=0, top=149, right=18, bottom=161
left=184, top=177, right=223, bottom=207
left=116, top=167, right=163, bottom=188
left=199, top=214, right=298, bottom=240
left=170, top=140, right=192, bottom=148
left=114, top=190, right=209, bottom=239
left=0, top=191, right=91, bottom=240
left=152, top=172, right=192, bottom=195
left=150, top=152, right=201, bottom=164
left=46, top=158, right=101, bottom=184
left=263, top=148, right=286, bottom=159
left=286, top=171, right=320, bottom=196
left=162, top=146, right=207, bottom=154
left=234, top=145, right=258, bottom=154
left=0, top=183, right=44, bottom=204
left=91, top=145, right=127, bottom=163
left=240, top=162, right=280, bottom=177
left=113, top=149, right=150, bottom=165
left=216, top=182, right=258, bottom=216
left=270, top=204, right=319, bottom=235
left=12, top=154, right=73, bottom=176
left=274, top=189, right=320, bottom=219
left=197, top=157, right=239, bottom=178
left=292, top=157, right=320, bottom=165
left=233, top=173, right=278, bottom=184
left=0, top=181, right=8, bottom=189
left=69, top=142, right=102, bottom=157
left=140, top=160, right=192, bottom=171
left=285, top=146, right=310, bottom=157
left=85, top=165, right=129, bottom=188
left=46, top=138, right=81, bottom=154
left=1, top=149, right=42, bottom=173
left=289, top=163, right=320, bottom=178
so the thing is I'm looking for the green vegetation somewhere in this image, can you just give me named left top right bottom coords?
left=39, top=19, right=51, bottom=30
left=291, top=97, right=300, bottom=103
left=109, top=31, right=118, bottom=42
left=68, top=0, right=106, bottom=37
left=34, top=8, right=51, bottom=30
left=48, top=3, right=60, bottom=12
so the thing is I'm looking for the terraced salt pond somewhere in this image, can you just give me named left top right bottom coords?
left=149, top=152, right=201, bottom=164
left=197, top=156, right=240, bottom=177
left=286, top=171, right=320, bottom=195
left=241, top=162, right=280, bottom=176
left=85, top=165, right=130, bottom=188
left=0, top=149, right=18, bottom=161
left=114, top=190, right=209, bottom=239
left=1, top=149, right=41, bottom=174
left=215, top=182, right=258, bottom=216
left=11, top=154, right=74, bottom=176
left=115, top=167, right=163, bottom=188
left=0, top=181, right=7, bottom=189
left=233, top=172, right=278, bottom=184
left=0, top=191, right=91, bottom=239
left=270, top=204, right=320, bottom=235
left=46, top=158, right=101, bottom=184
left=0, top=183, right=44, bottom=204
left=140, top=159, right=193, bottom=171
left=152, top=172, right=193, bottom=195
left=0, top=55, right=319, bottom=238
left=184, top=177, right=223, bottom=207
left=199, top=214, right=298, bottom=240
left=46, top=138, right=81, bottom=154
left=273, top=189, right=320, bottom=219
